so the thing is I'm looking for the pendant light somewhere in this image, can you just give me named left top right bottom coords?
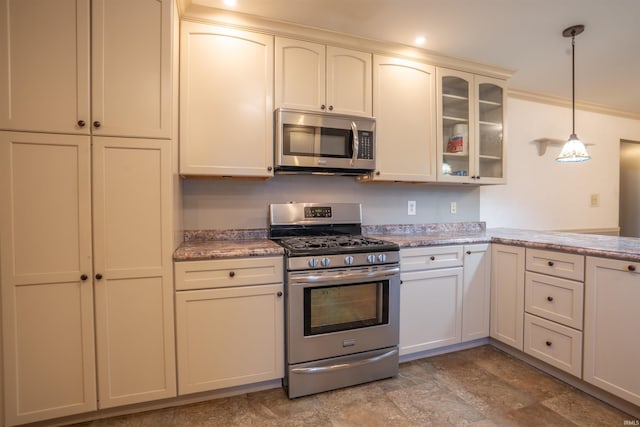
left=556, top=24, right=591, bottom=163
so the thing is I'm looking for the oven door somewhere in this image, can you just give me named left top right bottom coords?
left=286, top=264, right=400, bottom=364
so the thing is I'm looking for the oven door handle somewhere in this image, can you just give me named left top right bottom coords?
left=289, top=266, right=400, bottom=285
left=290, top=348, right=398, bottom=375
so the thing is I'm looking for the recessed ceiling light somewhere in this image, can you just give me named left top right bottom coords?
left=415, top=36, right=426, bottom=46
left=224, top=0, right=237, bottom=7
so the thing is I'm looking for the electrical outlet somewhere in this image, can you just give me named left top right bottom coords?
left=590, top=193, right=600, bottom=207
left=450, top=201, right=457, bottom=214
left=408, top=200, right=417, bottom=215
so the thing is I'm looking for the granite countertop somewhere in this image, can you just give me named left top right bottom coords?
left=174, top=224, right=640, bottom=263
left=173, top=229, right=284, bottom=261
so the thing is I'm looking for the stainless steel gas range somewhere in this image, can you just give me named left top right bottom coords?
left=269, top=202, right=400, bottom=398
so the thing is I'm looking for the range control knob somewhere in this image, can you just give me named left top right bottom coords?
left=367, top=254, right=376, bottom=263
left=321, top=257, right=331, bottom=267
left=308, top=258, right=319, bottom=268
left=378, top=254, right=387, bottom=263
left=344, top=256, right=354, bottom=265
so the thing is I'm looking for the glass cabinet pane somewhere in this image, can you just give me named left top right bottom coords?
left=441, top=76, right=470, bottom=178
left=477, top=83, right=503, bottom=179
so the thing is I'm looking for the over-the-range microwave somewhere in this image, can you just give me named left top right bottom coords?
left=274, top=108, right=376, bottom=175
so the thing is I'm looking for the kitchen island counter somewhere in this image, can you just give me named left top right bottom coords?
left=365, top=225, right=640, bottom=263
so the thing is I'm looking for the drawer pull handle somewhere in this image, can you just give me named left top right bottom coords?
left=628, top=265, right=636, bottom=272
left=229, top=271, right=235, bottom=278
left=430, top=256, right=436, bottom=261
left=547, top=296, right=554, bottom=302
left=545, top=341, right=552, bottom=347
left=547, top=261, right=555, bottom=267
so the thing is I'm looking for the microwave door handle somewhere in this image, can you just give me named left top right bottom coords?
left=350, top=121, right=359, bottom=166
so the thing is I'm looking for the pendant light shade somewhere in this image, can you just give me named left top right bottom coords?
left=556, top=24, right=591, bottom=163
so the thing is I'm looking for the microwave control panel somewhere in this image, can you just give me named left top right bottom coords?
left=358, top=131, right=374, bottom=159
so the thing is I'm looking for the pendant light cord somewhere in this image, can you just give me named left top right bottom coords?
left=571, top=33, right=576, bottom=135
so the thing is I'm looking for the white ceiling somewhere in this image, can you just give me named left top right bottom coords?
left=191, top=0, right=640, bottom=116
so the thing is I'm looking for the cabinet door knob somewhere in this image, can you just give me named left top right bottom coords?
left=93, top=120, right=101, bottom=128
left=545, top=341, right=552, bottom=347
left=77, top=120, right=86, bottom=127
left=548, top=261, right=555, bottom=267
left=277, top=291, right=283, bottom=297
left=229, top=271, right=235, bottom=278
left=80, top=274, right=88, bottom=281
left=375, top=171, right=381, bottom=176
left=320, top=104, right=326, bottom=110
left=430, top=256, right=435, bottom=261
left=547, top=296, right=554, bottom=302
left=95, top=273, right=103, bottom=280
left=267, top=166, right=273, bottom=171
left=328, top=105, right=334, bottom=111
left=466, top=250, right=472, bottom=255
left=628, top=265, right=636, bottom=272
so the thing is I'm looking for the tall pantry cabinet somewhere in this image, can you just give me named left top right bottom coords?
left=0, top=1, right=176, bottom=425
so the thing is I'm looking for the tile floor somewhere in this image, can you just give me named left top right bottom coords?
left=74, top=345, right=637, bottom=426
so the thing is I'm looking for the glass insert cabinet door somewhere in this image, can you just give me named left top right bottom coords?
left=437, top=68, right=506, bottom=184
left=476, top=78, right=504, bottom=181
left=439, top=73, right=473, bottom=180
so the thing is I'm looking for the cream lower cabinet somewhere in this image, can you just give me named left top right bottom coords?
left=174, top=257, right=284, bottom=395
left=584, top=256, right=640, bottom=406
left=400, top=246, right=464, bottom=355
left=490, top=244, right=525, bottom=350
left=180, top=22, right=274, bottom=177
left=523, top=249, right=584, bottom=377
left=359, top=55, right=436, bottom=182
left=0, top=132, right=176, bottom=426
left=92, top=137, right=176, bottom=409
left=461, top=244, right=491, bottom=342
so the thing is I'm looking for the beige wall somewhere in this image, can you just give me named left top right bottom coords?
left=481, top=97, right=640, bottom=230
left=182, top=175, right=479, bottom=230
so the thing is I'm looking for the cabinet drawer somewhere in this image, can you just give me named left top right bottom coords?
left=401, top=246, right=463, bottom=272
left=524, top=313, right=582, bottom=377
left=174, top=256, right=284, bottom=290
left=525, top=272, right=584, bottom=330
left=526, top=249, right=584, bottom=281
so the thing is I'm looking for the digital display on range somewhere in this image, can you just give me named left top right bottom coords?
left=304, top=206, right=332, bottom=218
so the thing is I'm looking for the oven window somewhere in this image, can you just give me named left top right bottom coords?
left=303, top=281, right=389, bottom=336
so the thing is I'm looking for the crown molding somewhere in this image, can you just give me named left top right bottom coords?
left=180, top=3, right=514, bottom=81
left=508, top=88, right=640, bottom=121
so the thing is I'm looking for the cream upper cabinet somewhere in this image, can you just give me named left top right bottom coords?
left=0, top=133, right=176, bottom=425
left=584, top=257, right=640, bottom=406
left=0, top=0, right=90, bottom=134
left=0, top=0, right=172, bottom=138
left=490, top=244, right=525, bottom=350
left=275, top=37, right=372, bottom=116
left=362, top=55, right=436, bottom=182
left=436, top=68, right=506, bottom=184
left=0, top=131, right=96, bottom=426
left=91, top=0, right=172, bottom=138
left=92, top=137, right=176, bottom=409
left=180, top=22, right=274, bottom=177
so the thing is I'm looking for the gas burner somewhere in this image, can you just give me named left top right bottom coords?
left=277, top=235, right=397, bottom=256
